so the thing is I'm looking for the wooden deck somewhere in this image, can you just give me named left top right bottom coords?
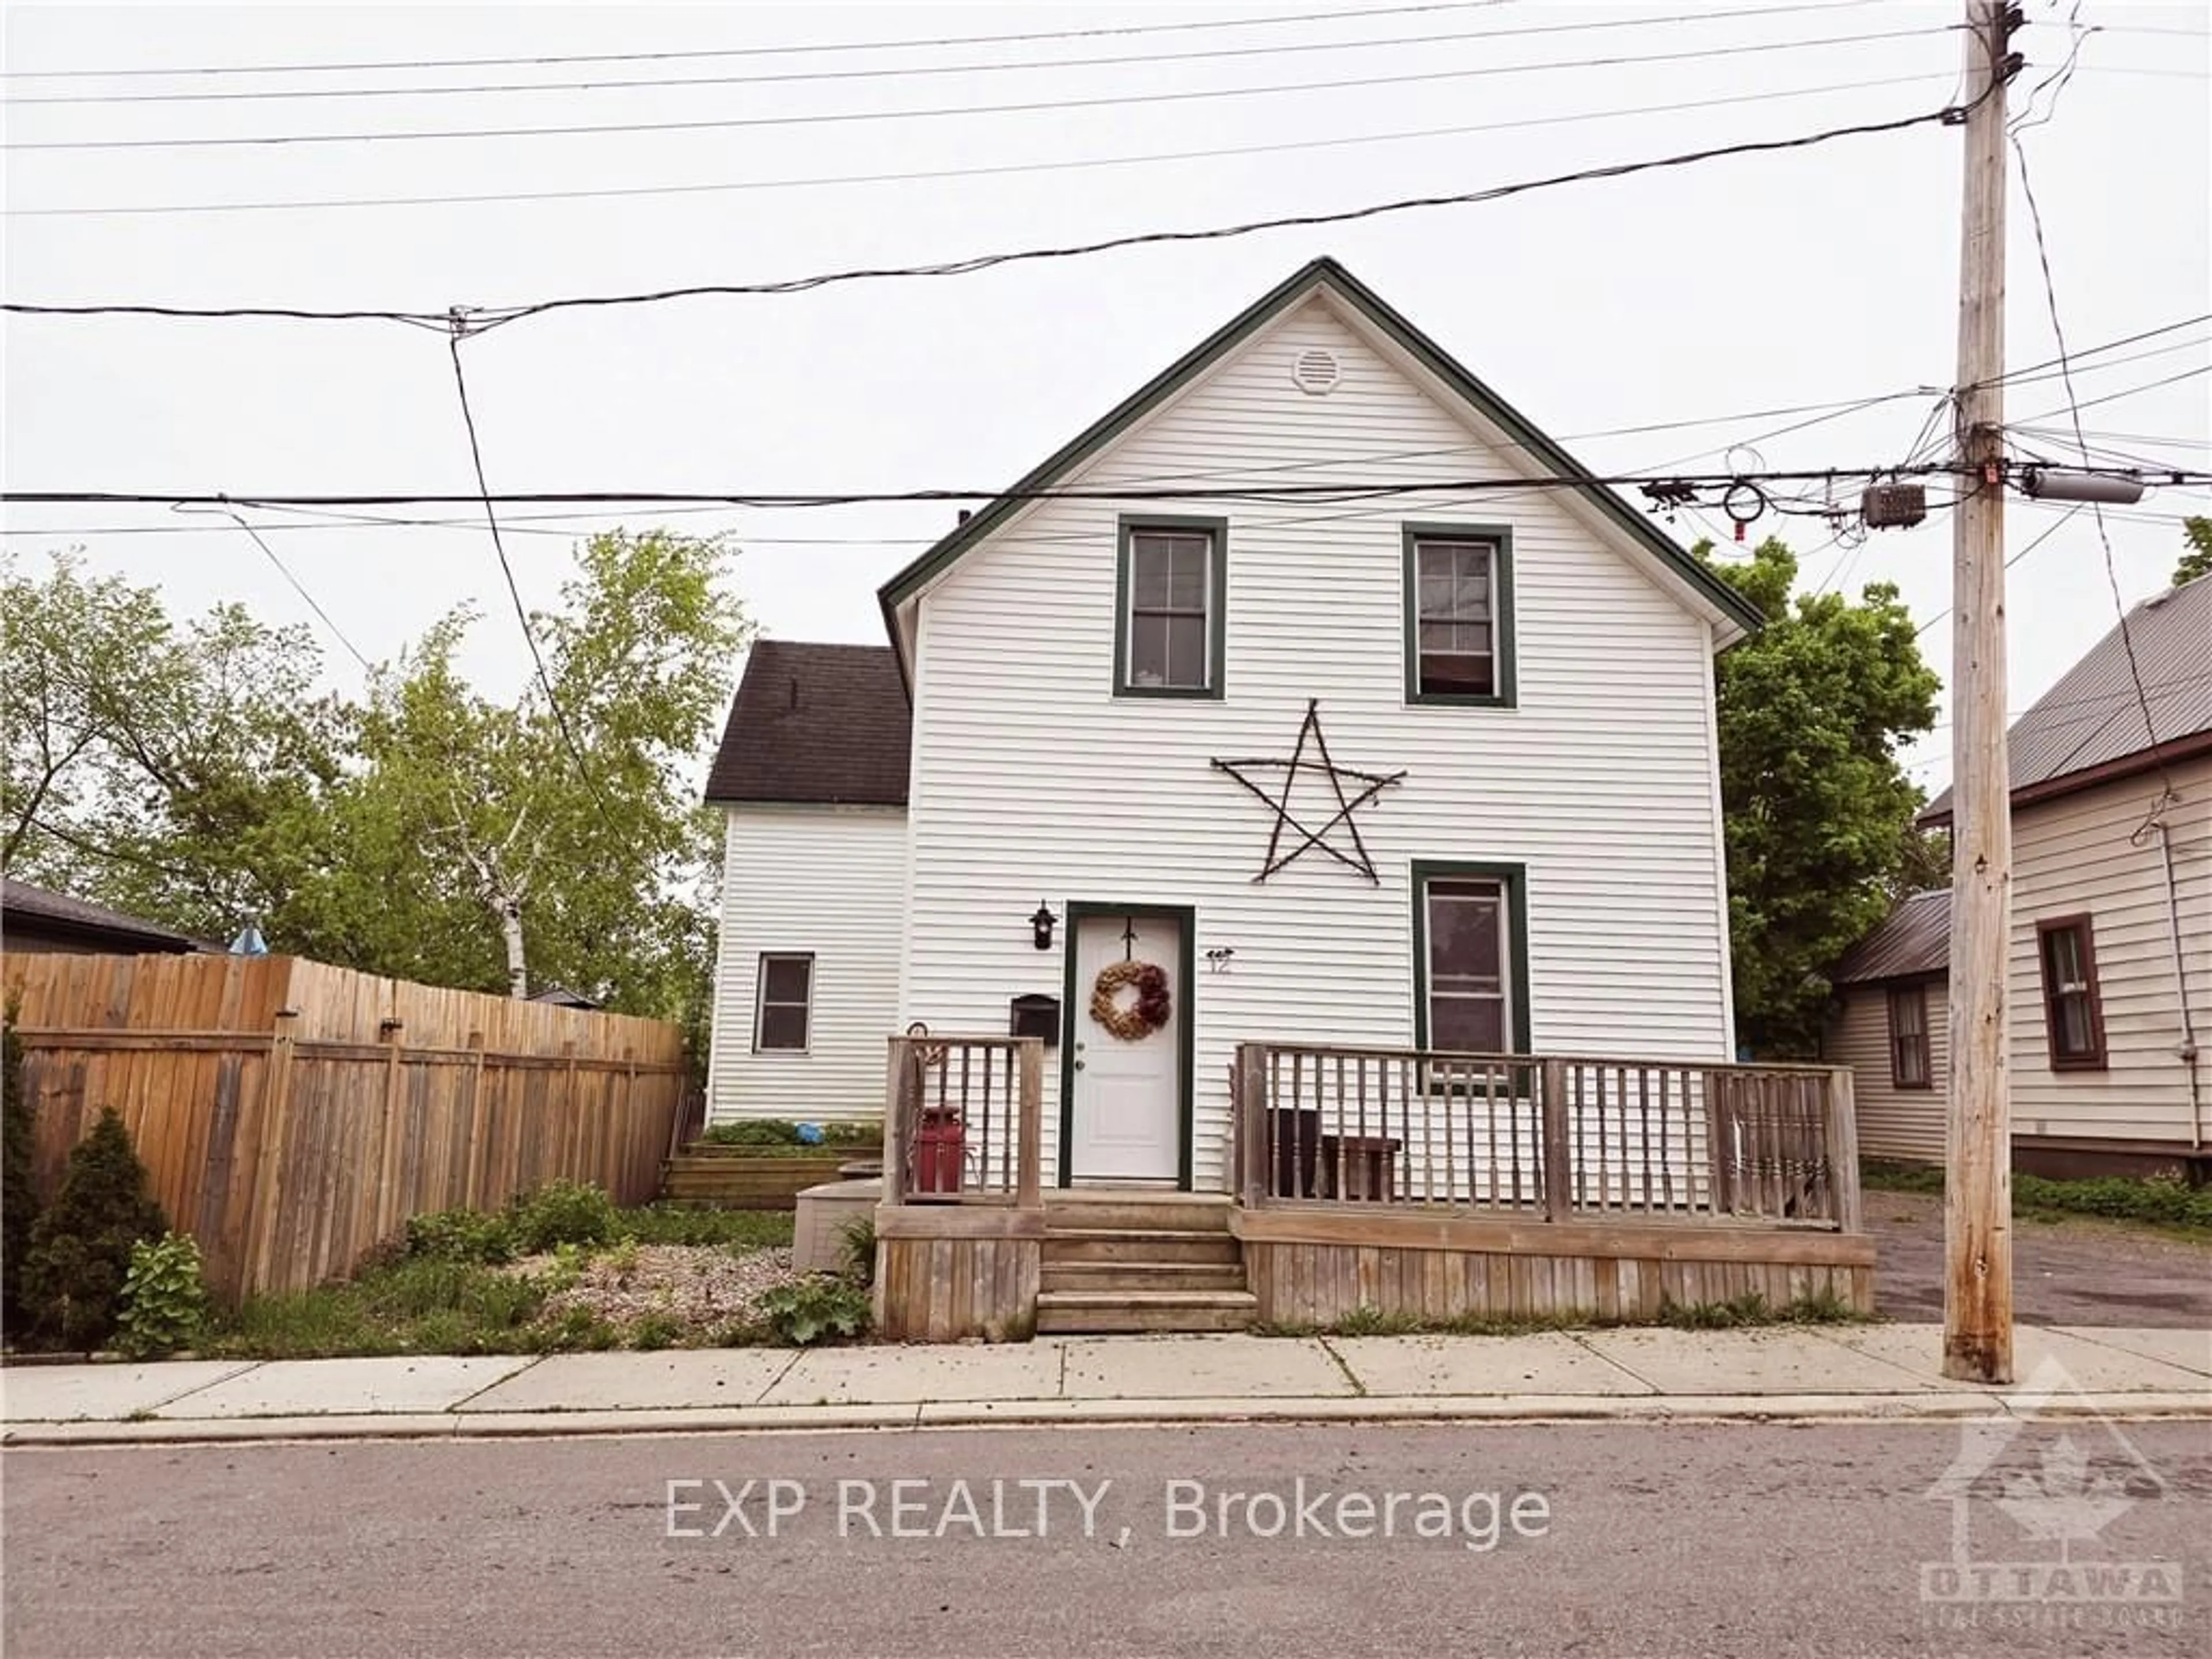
left=872, top=1035, right=1875, bottom=1340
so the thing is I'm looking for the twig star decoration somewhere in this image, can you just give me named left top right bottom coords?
left=1210, top=699, right=1406, bottom=884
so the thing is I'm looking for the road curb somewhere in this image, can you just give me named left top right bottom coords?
left=7, top=1388, right=2207, bottom=1446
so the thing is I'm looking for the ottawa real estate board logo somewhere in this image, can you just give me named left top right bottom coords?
left=1921, top=1355, right=2184, bottom=1629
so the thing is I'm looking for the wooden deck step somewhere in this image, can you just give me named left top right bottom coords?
left=1039, top=1260, right=1248, bottom=1294
left=1041, top=1227, right=1243, bottom=1267
left=1044, top=1195, right=1234, bottom=1233
left=1035, top=1289, right=1258, bottom=1335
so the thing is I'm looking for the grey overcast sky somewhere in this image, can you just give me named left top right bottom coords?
left=5, top=0, right=2207, bottom=799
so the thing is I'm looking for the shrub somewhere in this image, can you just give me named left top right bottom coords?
left=2, top=1007, right=37, bottom=1333
left=703, top=1120, right=802, bottom=1146
left=21, top=1108, right=171, bottom=1351
left=404, top=1206, right=517, bottom=1265
left=117, top=1232, right=212, bottom=1358
left=757, top=1277, right=872, bottom=1346
left=506, top=1180, right=620, bottom=1253
left=837, top=1213, right=877, bottom=1286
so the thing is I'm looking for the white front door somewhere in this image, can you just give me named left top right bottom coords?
left=1067, top=912, right=1185, bottom=1184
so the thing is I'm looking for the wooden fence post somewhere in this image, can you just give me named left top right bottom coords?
left=883, top=1037, right=910, bottom=1207
left=373, top=1020, right=408, bottom=1244
left=1825, top=1066, right=1864, bottom=1232
left=1539, top=1058, right=1571, bottom=1220
left=460, top=1031, right=488, bottom=1207
left=241, top=1009, right=300, bottom=1300
left=1702, top=1071, right=1732, bottom=1216
left=1236, top=1044, right=1270, bottom=1209
left=1016, top=1037, right=1043, bottom=1211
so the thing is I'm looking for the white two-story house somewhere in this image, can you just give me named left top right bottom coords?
left=704, top=256, right=1766, bottom=1194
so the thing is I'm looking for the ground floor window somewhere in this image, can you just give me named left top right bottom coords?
left=1413, top=861, right=1529, bottom=1056
left=2035, top=915, right=2107, bottom=1069
left=753, top=953, right=814, bottom=1052
left=1887, top=984, right=1931, bottom=1089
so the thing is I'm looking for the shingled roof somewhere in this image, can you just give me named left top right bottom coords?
left=704, top=640, right=910, bottom=807
left=1922, top=573, right=2212, bottom=824
left=1831, top=888, right=1950, bottom=986
left=2, top=878, right=201, bottom=953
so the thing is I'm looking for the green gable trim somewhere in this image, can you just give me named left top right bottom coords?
left=875, top=255, right=1766, bottom=653
left=1410, top=859, right=1533, bottom=1058
left=1401, top=521, right=1517, bottom=709
left=1113, top=514, right=1229, bottom=700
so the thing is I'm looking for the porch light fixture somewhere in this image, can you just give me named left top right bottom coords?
left=1029, top=902, right=1058, bottom=950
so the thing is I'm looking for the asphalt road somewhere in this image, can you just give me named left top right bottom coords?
left=7, top=1421, right=2209, bottom=1658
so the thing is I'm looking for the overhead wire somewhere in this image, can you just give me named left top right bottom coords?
left=444, top=324, right=605, bottom=799
left=0, top=2, right=1912, bottom=107
left=6, top=71, right=1960, bottom=219
left=0, top=1, right=1529, bottom=80
left=3, top=24, right=1961, bottom=153
left=169, top=501, right=374, bottom=669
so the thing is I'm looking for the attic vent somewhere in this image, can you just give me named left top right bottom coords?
left=1289, top=347, right=1342, bottom=396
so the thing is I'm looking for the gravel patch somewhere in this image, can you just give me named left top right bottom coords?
left=513, top=1244, right=809, bottom=1334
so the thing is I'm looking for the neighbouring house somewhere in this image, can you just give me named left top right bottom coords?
left=702, top=254, right=1767, bottom=1195
left=1, top=878, right=202, bottom=956
left=1826, top=887, right=1951, bottom=1164
left=1829, top=571, right=2211, bottom=1180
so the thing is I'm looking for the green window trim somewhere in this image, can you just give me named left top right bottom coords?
left=1113, top=514, right=1228, bottom=700
left=1410, top=861, right=1532, bottom=1059
left=1402, top=522, right=1517, bottom=708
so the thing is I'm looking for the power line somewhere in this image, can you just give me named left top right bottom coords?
left=0, top=2, right=1904, bottom=107
left=7, top=71, right=1957, bottom=219
left=2011, top=363, right=2212, bottom=425
left=28, top=463, right=2212, bottom=515
left=177, top=502, right=373, bottom=669
left=444, top=324, right=602, bottom=798
left=2012, top=125, right=2172, bottom=778
left=1915, top=506, right=2080, bottom=638
left=0, top=1, right=1521, bottom=81
left=3, top=25, right=1956, bottom=154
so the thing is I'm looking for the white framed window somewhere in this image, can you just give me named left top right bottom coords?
left=753, top=953, right=814, bottom=1053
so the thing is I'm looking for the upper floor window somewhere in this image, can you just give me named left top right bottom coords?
left=1887, top=983, right=1931, bottom=1090
left=1116, top=517, right=1226, bottom=699
left=753, top=953, right=814, bottom=1053
left=2036, top=915, right=2107, bottom=1070
left=1404, top=525, right=1516, bottom=707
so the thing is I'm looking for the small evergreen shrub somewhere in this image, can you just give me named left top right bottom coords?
left=2, top=1007, right=38, bottom=1334
left=21, top=1107, right=171, bottom=1350
left=757, top=1277, right=872, bottom=1346
left=117, top=1232, right=211, bottom=1358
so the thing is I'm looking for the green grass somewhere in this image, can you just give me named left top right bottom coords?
left=1256, top=1287, right=1867, bottom=1340
left=1862, top=1160, right=2212, bottom=1232
left=208, top=1202, right=794, bottom=1360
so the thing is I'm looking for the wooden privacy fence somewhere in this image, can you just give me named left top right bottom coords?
left=1232, top=1044, right=1862, bottom=1231
left=3, top=952, right=690, bottom=1302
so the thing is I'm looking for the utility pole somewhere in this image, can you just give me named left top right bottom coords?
left=1945, top=0, right=2021, bottom=1385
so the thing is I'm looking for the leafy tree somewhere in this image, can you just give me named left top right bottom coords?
left=21, top=1108, right=171, bottom=1351
left=1, top=551, right=346, bottom=941
left=2, top=532, right=748, bottom=1029
left=2176, top=516, right=2212, bottom=588
left=2, top=1006, right=37, bottom=1333
left=1698, top=537, right=1942, bottom=1056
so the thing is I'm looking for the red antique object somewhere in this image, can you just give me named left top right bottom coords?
left=911, top=1106, right=967, bottom=1196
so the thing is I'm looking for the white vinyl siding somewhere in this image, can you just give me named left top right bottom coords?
left=707, top=805, right=905, bottom=1124
left=897, top=296, right=1734, bottom=1191
left=2008, top=756, right=2212, bottom=1146
left=1826, top=979, right=1952, bottom=1163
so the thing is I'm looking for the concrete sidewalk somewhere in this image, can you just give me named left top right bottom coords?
left=3, top=1323, right=2206, bottom=1446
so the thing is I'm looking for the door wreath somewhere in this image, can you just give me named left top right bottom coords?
left=1090, top=960, right=1172, bottom=1041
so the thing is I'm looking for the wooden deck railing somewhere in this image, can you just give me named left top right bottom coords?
left=882, top=1032, right=1044, bottom=1208
left=1232, top=1043, right=1861, bottom=1231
